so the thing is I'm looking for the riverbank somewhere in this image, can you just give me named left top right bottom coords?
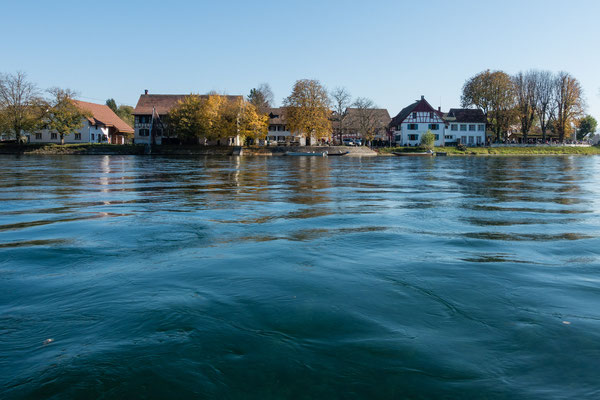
left=378, top=146, right=600, bottom=156
left=1, top=143, right=599, bottom=156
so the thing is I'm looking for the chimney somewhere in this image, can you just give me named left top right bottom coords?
left=438, top=106, right=441, bottom=112
left=421, top=95, right=424, bottom=100
left=144, top=89, right=148, bottom=95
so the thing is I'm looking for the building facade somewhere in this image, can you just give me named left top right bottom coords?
left=28, top=100, right=133, bottom=144
left=390, top=96, right=486, bottom=146
left=132, top=91, right=243, bottom=145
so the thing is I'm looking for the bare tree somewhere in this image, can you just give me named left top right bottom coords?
left=0, top=71, right=45, bottom=143
left=535, top=70, right=554, bottom=142
left=513, top=71, right=538, bottom=142
left=351, top=97, right=383, bottom=146
left=553, top=72, right=584, bottom=142
left=330, top=87, right=352, bottom=144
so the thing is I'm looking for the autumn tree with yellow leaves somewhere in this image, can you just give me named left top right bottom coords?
left=283, top=79, right=332, bottom=142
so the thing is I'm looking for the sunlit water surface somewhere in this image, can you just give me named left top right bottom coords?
left=1, top=155, right=600, bottom=399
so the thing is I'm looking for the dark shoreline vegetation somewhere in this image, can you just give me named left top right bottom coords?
left=1, top=142, right=600, bottom=156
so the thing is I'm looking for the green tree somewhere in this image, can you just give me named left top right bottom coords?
left=105, top=98, right=118, bottom=113
left=168, top=94, right=210, bottom=142
left=461, top=70, right=517, bottom=142
left=247, top=83, right=273, bottom=115
left=577, top=115, right=597, bottom=140
left=46, top=88, right=91, bottom=145
left=283, top=79, right=332, bottom=143
left=0, top=71, right=45, bottom=143
left=420, top=130, right=435, bottom=150
left=116, top=105, right=134, bottom=128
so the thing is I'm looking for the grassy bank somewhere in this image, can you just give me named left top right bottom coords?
left=0, top=143, right=145, bottom=155
left=378, top=146, right=600, bottom=156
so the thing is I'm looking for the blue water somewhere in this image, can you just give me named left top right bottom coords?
left=1, top=155, right=600, bottom=399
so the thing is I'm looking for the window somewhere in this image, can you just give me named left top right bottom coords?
left=407, top=124, right=418, bottom=130
left=477, top=136, right=482, bottom=144
left=478, top=125, right=485, bottom=131
left=469, top=124, right=476, bottom=131
left=451, top=124, right=458, bottom=131
left=75, top=133, right=81, bottom=140
left=429, top=112, right=434, bottom=118
left=411, top=112, right=417, bottom=119
left=460, top=124, right=467, bottom=131
left=469, top=136, right=474, bottom=144
left=395, top=134, right=402, bottom=142
left=461, top=136, right=467, bottom=143
left=139, top=129, right=150, bottom=137
left=445, top=135, right=453, bottom=140
left=434, top=134, right=439, bottom=140
left=408, top=134, right=418, bottom=141
left=51, top=132, right=57, bottom=140
left=35, top=133, right=42, bottom=140
left=91, top=134, right=95, bottom=140
left=429, top=124, right=439, bottom=130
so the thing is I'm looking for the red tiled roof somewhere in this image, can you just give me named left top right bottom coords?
left=133, top=94, right=243, bottom=115
left=73, top=100, right=134, bottom=134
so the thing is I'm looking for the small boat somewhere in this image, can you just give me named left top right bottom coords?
left=392, top=151, right=434, bottom=157
left=285, top=151, right=327, bottom=156
left=326, top=151, right=349, bottom=157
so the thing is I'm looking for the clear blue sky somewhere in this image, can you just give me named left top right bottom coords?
left=2, top=0, right=599, bottom=121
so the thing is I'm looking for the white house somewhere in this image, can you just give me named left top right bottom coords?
left=265, top=108, right=307, bottom=146
left=390, top=96, right=487, bottom=147
left=390, top=96, right=446, bottom=146
left=28, top=100, right=133, bottom=144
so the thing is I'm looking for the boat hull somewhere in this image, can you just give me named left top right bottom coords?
left=392, top=152, right=434, bottom=157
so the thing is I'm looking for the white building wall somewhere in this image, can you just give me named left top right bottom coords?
left=393, top=111, right=445, bottom=147
left=445, top=123, right=486, bottom=145
left=27, top=121, right=111, bottom=144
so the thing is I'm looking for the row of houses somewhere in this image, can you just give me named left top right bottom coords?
left=16, top=91, right=487, bottom=147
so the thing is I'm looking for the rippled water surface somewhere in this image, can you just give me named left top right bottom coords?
left=1, top=155, right=600, bottom=399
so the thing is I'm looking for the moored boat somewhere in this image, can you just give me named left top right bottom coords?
left=326, top=151, right=349, bottom=156
left=392, top=151, right=434, bottom=157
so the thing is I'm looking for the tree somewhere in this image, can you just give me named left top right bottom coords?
left=247, top=83, right=274, bottom=115
left=535, top=70, right=554, bottom=141
left=46, top=88, right=91, bottom=145
left=168, top=94, right=211, bottom=142
left=513, top=71, right=538, bottom=142
left=577, top=115, right=597, bottom=140
left=461, top=70, right=517, bottom=142
left=553, top=72, right=584, bottom=142
left=351, top=97, right=383, bottom=146
left=420, top=130, right=435, bottom=150
left=330, top=87, right=352, bottom=144
left=283, top=79, right=332, bottom=143
left=0, top=71, right=45, bottom=143
left=238, top=101, right=269, bottom=143
left=105, top=98, right=118, bottom=113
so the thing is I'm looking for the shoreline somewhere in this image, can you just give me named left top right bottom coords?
left=1, top=143, right=599, bottom=156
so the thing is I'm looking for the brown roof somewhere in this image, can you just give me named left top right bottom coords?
left=133, top=94, right=243, bottom=115
left=73, top=100, right=133, bottom=134
left=445, top=108, right=487, bottom=124
left=343, top=108, right=391, bottom=130
left=267, top=107, right=287, bottom=124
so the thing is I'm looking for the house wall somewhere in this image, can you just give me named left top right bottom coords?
left=445, top=123, right=486, bottom=145
left=393, top=111, right=446, bottom=146
left=27, top=121, right=111, bottom=144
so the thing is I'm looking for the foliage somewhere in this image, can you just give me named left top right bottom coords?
left=420, top=130, right=435, bottom=150
left=461, top=70, right=517, bottom=142
left=46, top=88, right=92, bottom=145
left=577, top=115, right=598, bottom=140
left=247, top=83, right=273, bottom=115
left=105, top=98, right=118, bottom=113
left=116, top=105, right=134, bottom=129
left=553, top=72, right=584, bottom=142
left=0, top=71, right=45, bottom=142
left=283, top=79, right=332, bottom=141
left=169, top=94, right=267, bottom=143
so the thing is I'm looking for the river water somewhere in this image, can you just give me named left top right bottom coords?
left=1, top=155, right=599, bottom=399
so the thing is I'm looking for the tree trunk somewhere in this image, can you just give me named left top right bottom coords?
left=60, top=134, right=65, bottom=145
